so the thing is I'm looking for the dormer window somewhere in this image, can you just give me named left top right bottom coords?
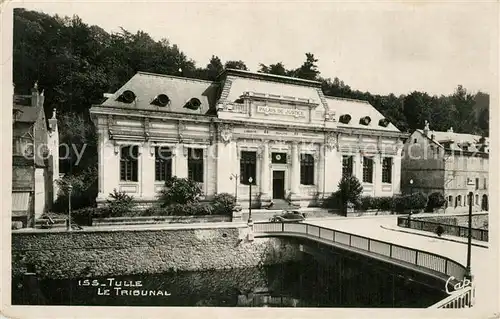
left=184, top=98, right=202, bottom=110
left=359, top=116, right=371, bottom=126
left=116, top=90, right=136, bottom=104
left=339, top=114, right=351, bottom=124
left=378, top=118, right=390, bottom=127
left=151, top=94, right=170, bottom=107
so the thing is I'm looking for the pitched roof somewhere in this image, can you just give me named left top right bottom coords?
left=416, top=129, right=489, bottom=152
left=13, top=104, right=42, bottom=123
left=100, top=72, right=217, bottom=115
left=223, top=75, right=323, bottom=104
left=325, top=96, right=400, bottom=132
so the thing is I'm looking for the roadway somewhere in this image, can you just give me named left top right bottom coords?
left=305, top=216, right=496, bottom=313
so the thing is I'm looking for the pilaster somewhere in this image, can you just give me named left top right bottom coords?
left=260, top=141, right=271, bottom=202
left=290, top=142, right=300, bottom=202
left=175, top=144, right=188, bottom=178
left=141, top=141, right=155, bottom=198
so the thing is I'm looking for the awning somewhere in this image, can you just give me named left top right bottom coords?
left=12, top=192, right=31, bottom=217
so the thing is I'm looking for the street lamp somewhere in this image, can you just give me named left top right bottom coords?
left=248, top=177, right=253, bottom=224
left=466, top=191, right=473, bottom=280
left=409, top=179, right=414, bottom=219
left=67, top=184, right=73, bottom=231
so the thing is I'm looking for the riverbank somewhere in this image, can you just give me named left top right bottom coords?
left=12, top=223, right=302, bottom=279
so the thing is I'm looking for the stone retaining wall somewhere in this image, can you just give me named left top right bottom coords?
left=11, top=225, right=302, bottom=280
left=415, top=213, right=488, bottom=229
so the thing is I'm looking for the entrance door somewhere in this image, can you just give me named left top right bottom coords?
left=272, top=170, right=285, bottom=199
left=481, top=195, right=488, bottom=211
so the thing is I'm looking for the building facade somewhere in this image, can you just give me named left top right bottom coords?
left=401, top=122, right=489, bottom=213
left=12, top=83, right=60, bottom=227
left=90, top=69, right=406, bottom=208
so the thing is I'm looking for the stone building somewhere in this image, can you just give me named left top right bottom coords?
left=90, top=69, right=407, bottom=208
left=401, top=121, right=489, bottom=213
left=12, top=83, right=60, bottom=227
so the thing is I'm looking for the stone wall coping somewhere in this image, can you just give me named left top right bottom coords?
left=12, top=221, right=249, bottom=235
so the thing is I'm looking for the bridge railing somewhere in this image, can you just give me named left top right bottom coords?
left=429, top=285, right=474, bottom=308
left=397, top=216, right=488, bottom=242
left=254, top=222, right=469, bottom=286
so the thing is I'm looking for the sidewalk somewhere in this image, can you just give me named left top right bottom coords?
left=381, top=223, right=489, bottom=248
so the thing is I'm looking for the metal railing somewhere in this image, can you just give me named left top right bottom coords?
left=430, top=286, right=474, bottom=308
left=253, top=222, right=473, bottom=308
left=397, top=216, right=489, bottom=242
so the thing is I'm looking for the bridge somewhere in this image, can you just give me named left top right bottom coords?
left=253, top=217, right=483, bottom=309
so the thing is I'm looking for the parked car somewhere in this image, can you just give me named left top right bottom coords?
left=269, top=210, right=306, bottom=223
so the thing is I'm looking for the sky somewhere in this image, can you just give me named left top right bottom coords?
left=11, top=0, right=499, bottom=96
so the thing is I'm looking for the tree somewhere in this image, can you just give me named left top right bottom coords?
left=224, top=60, right=248, bottom=70
left=205, top=55, right=224, bottom=80
left=258, top=62, right=287, bottom=76
left=337, top=175, right=363, bottom=216
left=402, top=91, right=434, bottom=130
left=291, top=53, right=320, bottom=80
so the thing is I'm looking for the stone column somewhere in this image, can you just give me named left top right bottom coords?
left=373, top=154, right=382, bottom=197
left=141, top=141, right=155, bottom=200
left=393, top=154, right=402, bottom=195
left=97, top=130, right=120, bottom=206
left=355, top=151, right=363, bottom=182
left=260, top=142, right=271, bottom=202
left=324, top=145, right=341, bottom=194
left=175, top=144, right=188, bottom=178
left=290, top=142, right=300, bottom=202
left=216, top=141, right=235, bottom=194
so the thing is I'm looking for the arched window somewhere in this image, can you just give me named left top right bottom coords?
left=359, top=116, right=371, bottom=126
left=184, top=98, right=202, bottom=110
left=339, top=114, right=351, bottom=124
left=116, top=90, right=136, bottom=103
left=378, top=118, right=390, bottom=127
left=456, top=195, right=461, bottom=207
left=151, top=94, right=170, bottom=107
left=475, top=194, right=479, bottom=205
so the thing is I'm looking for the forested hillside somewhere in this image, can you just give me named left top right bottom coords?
left=12, top=9, right=490, bottom=209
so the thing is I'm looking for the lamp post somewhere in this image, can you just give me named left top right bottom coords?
left=409, top=179, right=414, bottom=220
left=248, top=177, right=253, bottom=224
left=67, top=184, right=73, bottom=231
left=466, top=191, right=473, bottom=280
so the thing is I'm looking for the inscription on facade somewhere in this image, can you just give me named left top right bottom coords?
left=256, top=105, right=305, bottom=117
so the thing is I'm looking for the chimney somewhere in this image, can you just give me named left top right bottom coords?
left=47, top=108, right=59, bottom=203
left=423, top=120, right=430, bottom=136
left=447, top=127, right=454, bottom=133
left=31, top=81, right=38, bottom=107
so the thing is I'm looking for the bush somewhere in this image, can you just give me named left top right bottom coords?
left=426, top=192, right=446, bottom=212
left=106, top=189, right=137, bottom=217
left=212, top=193, right=236, bottom=216
left=357, top=196, right=375, bottom=210
left=393, top=192, right=427, bottom=213
left=322, top=191, right=342, bottom=209
left=436, top=225, right=445, bottom=237
left=158, top=177, right=202, bottom=206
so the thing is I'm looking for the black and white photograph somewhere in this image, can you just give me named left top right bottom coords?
left=1, top=0, right=498, bottom=318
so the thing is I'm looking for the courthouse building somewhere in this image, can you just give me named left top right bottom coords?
left=401, top=122, right=489, bottom=213
left=90, top=69, right=406, bottom=208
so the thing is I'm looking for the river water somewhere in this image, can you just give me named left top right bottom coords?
left=12, top=247, right=447, bottom=307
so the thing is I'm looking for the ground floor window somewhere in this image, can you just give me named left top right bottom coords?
left=155, top=146, right=172, bottom=181
left=362, top=157, right=374, bottom=183
left=300, top=154, right=314, bottom=185
left=187, top=148, right=204, bottom=182
left=342, top=155, right=353, bottom=178
left=120, top=145, right=138, bottom=182
left=240, top=151, right=257, bottom=185
left=382, top=157, right=392, bottom=183
left=475, top=194, right=479, bottom=205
